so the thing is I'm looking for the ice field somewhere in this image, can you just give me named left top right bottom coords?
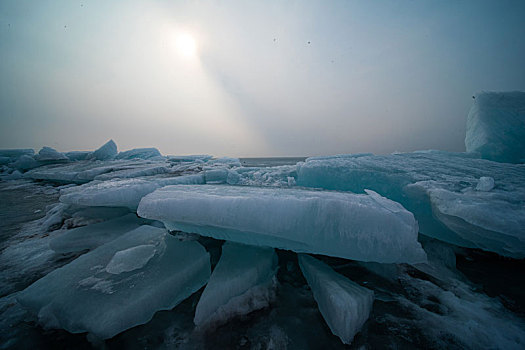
left=0, top=92, right=524, bottom=349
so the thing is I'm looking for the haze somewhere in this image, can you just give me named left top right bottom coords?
left=1, top=0, right=524, bottom=157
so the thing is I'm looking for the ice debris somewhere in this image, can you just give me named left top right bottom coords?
left=17, top=225, right=211, bottom=340
left=194, top=242, right=278, bottom=328
left=137, top=185, right=426, bottom=263
left=298, top=254, right=374, bottom=345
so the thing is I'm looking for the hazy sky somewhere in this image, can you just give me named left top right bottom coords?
left=1, top=0, right=524, bottom=157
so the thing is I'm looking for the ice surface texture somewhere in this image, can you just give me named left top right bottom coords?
left=137, top=185, right=426, bottom=263
left=17, top=225, right=211, bottom=339
left=49, top=213, right=148, bottom=253
left=299, top=254, right=373, bottom=344
left=194, top=242, right=278, bottom=327
left=466, top=91, right=525, bottom=163
left=296, top=151, right=525, bottom=258
left=59, top=174, right=205, bottom=210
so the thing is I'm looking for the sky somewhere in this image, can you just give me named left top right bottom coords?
left=1, top=0, right=524, bottom=157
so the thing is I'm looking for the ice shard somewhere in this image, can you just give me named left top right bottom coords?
left=298, top=254, right=374, bottom=345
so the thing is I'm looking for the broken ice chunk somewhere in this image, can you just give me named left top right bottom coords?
left=137, top=185, right=426, bottom=263
left=105, top=244, right=157, bottom=274
left=476, top=176, right=495, bottom=191
left=298, top=254, right=374, bottom=345
left=17, top=225, right=210, bottom=339
left=194, top=242, right=277, bottom=327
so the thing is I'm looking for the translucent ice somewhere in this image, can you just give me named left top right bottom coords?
left=194, top=242, right=277, bottom=327
left=465, top=91, right=525, bottom=163
left=298, top=254, right=374, bottom=345
left=137, top=185, right=426, bottom=263
left=296, top=151, right=525, bottom=258
left=17, top=225, right=211, bottom=339
left=105, top=244, right=157, bottom=274
left=49, top=213, right=148, bottom=253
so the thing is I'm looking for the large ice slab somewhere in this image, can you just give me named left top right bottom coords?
left=137, top=185, right=426, bottom=263
left=17, top=225, right=211, bottom=340
left=49, top=213, right=148, bottom=253
left=298, top=254, right=374, bottom=345
left=194, top=242, right=277, bottom=327
left=24, top=159, right=169, bottom=184
left=296, top=151, right=525, bottom=258
left=465, top=91, right=525, bottom=163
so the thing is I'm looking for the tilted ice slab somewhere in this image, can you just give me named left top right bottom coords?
left=296, top=151, right=525, bottom=258
left=466, top=91, right=525, bottom=163
left=17, top=225, right=211, bottom=340
left=60, top=174, right=205, bottom=210
left=194, top=242, right=278, bottom=327
left=49, top=213, right=149, bottom=253
left=298, top=254, right=374, bottom=345
left=137, top=185, right=426, bottom=263
left=87, top=139, right=117, bottom=161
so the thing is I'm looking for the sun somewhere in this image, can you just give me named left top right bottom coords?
left=176, top=33, right=197, bottom=58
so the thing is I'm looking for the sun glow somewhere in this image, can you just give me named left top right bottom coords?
left=176, top=33, right=197, bottom=58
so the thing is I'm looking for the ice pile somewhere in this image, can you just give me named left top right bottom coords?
left=296, top=151, right=525, bottom=258
left=466, top=91, right=525, bottom=163
left=194, top=242, right=278, bottom=328
left=17, top=225, right=211, bottom=340
left=138, top=185, right=427, bottom=263
left=298, top=254, right=374, bottom=344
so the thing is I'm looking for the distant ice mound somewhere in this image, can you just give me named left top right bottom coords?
left=115, top=148, right=162, bottom=160
left=466, top=91, right=525, bottom=163
left=34, top=146, right=69, bottom=162
left=87, top=139, right=118, bottom=161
